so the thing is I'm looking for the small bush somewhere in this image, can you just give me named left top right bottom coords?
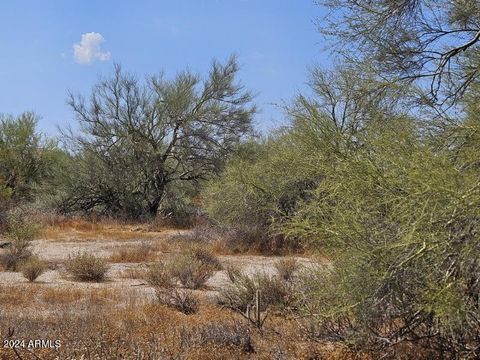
left=146, top=262, right=174, bottom=288
left=146, top=259, right=200, bottom=314
left=0, top=214, right=38, bottom=271
left=20, top=256, right=47, bottom=282
left=221, top=225, right=290, bottom=254
left=169, top=255, right=214, bottom=289
left=64, top=252, right=109, bottom=282
left=218, top=271, right=292, bottom=312
left=274, top=258, right=301, bottom=282
left=226, top=264, right=243, bottom=283
left=154, top=287, right=199, bottom=314
left=188, top=246, right=223, bottom=270
left=109, top=242, right=155, bottom=263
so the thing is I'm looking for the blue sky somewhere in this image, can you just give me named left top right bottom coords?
left=0, top=1, right=328, bottom=135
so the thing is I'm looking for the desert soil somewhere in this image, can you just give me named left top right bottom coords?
left=0, top=229, right=320, bottom=302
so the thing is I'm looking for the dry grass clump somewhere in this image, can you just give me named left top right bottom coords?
left=146, top=254, right=215, bottom=290
left=64, top=252, right=109, bottom=282
left=274, top=257, right=301, bottom=282
left=145, top=262, right=199, bottom=314
left=0, top=290, right=372, bottom=359
left=39, top=214, right=160, bottom=242
left=192, top=322, right=254, bottom=354
left=156, top=288, right=200, bottom=315
left=169, top=254, right=214, bottom=289
left=146, top=262, right=173, bottom=288
left=108, top=242, right=156, bottom=263
left=218, top=270, right=292, bottom=312
left=19, top=255, right=47, bottom=282
left=188, top=245, right=223, bottom=270
left=0, top=285, right=39, bottom=306
left=41, top=287, right=84, bottom=304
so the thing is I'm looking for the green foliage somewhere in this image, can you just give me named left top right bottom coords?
left=61, top=57, right=255, bottom=218
left=283, top=113, right=480, bottom=355
left=0, top=214, right=38, bottom=271
left=0, top=112, right=60, bottom=202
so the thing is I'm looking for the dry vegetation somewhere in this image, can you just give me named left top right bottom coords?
left=0, top=218, right=350, bottom=359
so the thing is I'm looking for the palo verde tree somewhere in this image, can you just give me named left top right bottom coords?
left=318, top=0, right=480, bottom=107
left=0, top=112, right=57, bottom=202
left=62, top=56, right=255, bottom=218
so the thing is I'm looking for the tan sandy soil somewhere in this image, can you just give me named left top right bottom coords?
left=0, top=228, right=324, bottom=305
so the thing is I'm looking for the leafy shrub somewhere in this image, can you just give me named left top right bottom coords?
left=64, top=252, right=109, bottom=282
left=20, top=256, right=47, bottom=282
left=283, top=116, right=480, bottom=356
left=0, top=214, right=38, bottom=270
left=168, top=255, right=214, bottom=289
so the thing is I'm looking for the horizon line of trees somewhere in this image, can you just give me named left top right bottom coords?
left=1, top=1, right=480, bottom=358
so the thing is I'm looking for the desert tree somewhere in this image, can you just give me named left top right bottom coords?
left=63, top=56, right=255, bottom=217
left=0, top=112, right=58, bottom=202
left=318, top=0, right=480, bottom=107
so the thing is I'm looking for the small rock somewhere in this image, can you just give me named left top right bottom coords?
left=0, top=241, right=11, bottom=248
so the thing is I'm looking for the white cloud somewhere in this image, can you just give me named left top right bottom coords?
left=73, top=32, right=111, bottom=65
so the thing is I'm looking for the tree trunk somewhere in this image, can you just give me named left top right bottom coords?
left=148, top=192, right=163, bottom=217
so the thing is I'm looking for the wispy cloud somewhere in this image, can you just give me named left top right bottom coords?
left=73, top=32, right=111, bottom=65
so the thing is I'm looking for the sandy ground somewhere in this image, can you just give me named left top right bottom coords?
left=0, top=230, right=322, bottom=302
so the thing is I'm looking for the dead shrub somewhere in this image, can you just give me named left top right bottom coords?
left=169, top=255, right=214, bottom=289
left=154, top=287, right=199, bottom=315
left=64, top=252, right=109, bottom=282
left=20, top=255, right=47, bottom=282
left=146, top=260, right=199, bottom=314
left=274, top=258, right=301, bottom=282
left=108, top=242, right=155, bottom=263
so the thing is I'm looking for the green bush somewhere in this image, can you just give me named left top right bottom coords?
left=0, top=214, right=38, bottom=271
left=284, top=115, right=480, bottom=354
